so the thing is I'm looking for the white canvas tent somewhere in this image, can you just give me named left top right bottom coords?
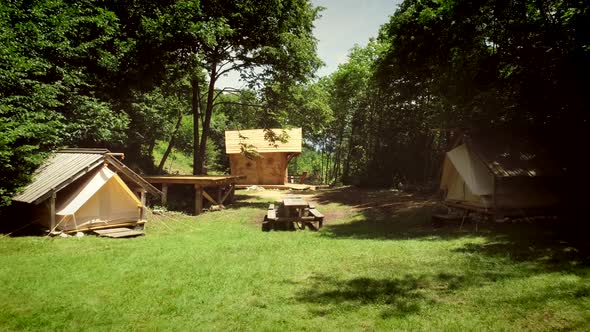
left=440, top=131, right=564, bottom=215
left=53, top=167, right=143, bottom=231
left=12, top=148, right=161, bottom=233
left=441, top=144, right=494, bottom=208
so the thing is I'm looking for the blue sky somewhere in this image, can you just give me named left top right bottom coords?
left=216, top=0, right=402, bottom=88
left=312, top=0, right=402, bottom=77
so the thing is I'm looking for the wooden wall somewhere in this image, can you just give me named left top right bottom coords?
left=228, top=152, right=291, bottom=185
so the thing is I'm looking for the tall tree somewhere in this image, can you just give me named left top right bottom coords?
left=146, top=0, right=323, bottom=174
left=0, top=0, right=130, bottom=206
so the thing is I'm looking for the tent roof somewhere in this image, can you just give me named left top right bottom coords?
left=224, top=128, right=302, bottom=154
left=56, top=167, right=141, bottom=216
left=13, top=149, right=161, bottom=204
left=460, top=130, right=566, bottom=178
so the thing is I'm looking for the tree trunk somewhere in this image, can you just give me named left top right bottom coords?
left=195, top=62, right=218, bottom=175
left=192, top=77, right=201, bottom=175
left=158, top=111, right=183, bottom=174
left=147, top=138, right=156, bottom=160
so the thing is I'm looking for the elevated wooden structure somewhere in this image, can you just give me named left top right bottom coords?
left=143, top=175, right=245, bottom=215
left=224, top=128, right=302, bottom=185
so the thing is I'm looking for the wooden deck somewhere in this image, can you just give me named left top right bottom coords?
left=235, top=184, right=315, bottom=190
left=144, top=175, right=245, bottom=215
left=144, top=175, right=245, bottom=186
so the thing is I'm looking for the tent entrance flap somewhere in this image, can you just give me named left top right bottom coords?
left=54, top=166, right=143, bottom=231
left=56, top=167, right=115, bottom=216
left=446, top=144, right=494, bottom=196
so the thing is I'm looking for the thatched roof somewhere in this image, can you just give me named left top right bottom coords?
left=224, top=128, right=302, bottom=154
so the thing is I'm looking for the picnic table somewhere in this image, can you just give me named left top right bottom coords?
left=262, top=196, right=324, bottom=231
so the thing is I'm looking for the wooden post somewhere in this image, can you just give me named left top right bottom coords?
left=162, top=183, right=168, bottom=206
left=229, top=184, right=235, bottom=203
left=194, top=185, right=203, bottom=215
left=217, top=187, right=223, bottom=206
left=139, top=190, right=146, bottom=220
left=50, top=191, right=56, bottom=231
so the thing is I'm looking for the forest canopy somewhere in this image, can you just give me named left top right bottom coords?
left=1, top=0, right=588, bottom=206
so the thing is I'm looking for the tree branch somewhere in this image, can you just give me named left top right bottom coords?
left=212, top=87, right=243, bottom=103
left=213, top=101, right=263, bottom=108
left=217, top=62, right=248, bottom=78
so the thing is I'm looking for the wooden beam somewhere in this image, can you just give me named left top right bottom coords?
left=220, top=184, right=234, bottom=203
left=229, top=184, right=235, bottom=203
left=143, top=175, right=245, bottom=186
left=217, top=187, right=223, bottom=205
left=194, top=185, right=203, bottom=215
left=202, top=189, right=218, bottom=206
left=139, top=190, right=146, bottom=220
left=162, top=183, right=168, bottom=206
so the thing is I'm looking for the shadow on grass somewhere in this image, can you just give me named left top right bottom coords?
left=293, top=270, right=531, bottom=319
left=224, top=194, right=271, bottom=211
left=314, top=187, right=461, bottom=241
left=454, top=221, right=590, bottom=272
left=313, top=187, right=590, bottom=270
left=295, top=274, right=426, bottom=318
left=295, top=268, right=590, bottom=321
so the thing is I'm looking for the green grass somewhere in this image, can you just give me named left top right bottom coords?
left=1, top=188, right=589, bottom=331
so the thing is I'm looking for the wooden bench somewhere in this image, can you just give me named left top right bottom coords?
left=263, top=200, right=324, bottom=232
left=308, top=208, right=323, bottom=218
left=267, top=204, right=277, bottom=220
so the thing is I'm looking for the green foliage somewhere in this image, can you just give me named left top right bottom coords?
left=288, top=146, right=324, bottom=183
left=318, top=0, right=590, bottom=187
left=0, top=0, right=135, bottom=205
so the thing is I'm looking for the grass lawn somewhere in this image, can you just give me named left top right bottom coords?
left=1, top=188, right=589, bottom=331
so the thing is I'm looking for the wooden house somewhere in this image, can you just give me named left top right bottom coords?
left=224, top=128, right=302, bottom=185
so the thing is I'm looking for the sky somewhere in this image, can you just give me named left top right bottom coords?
left=216, top=0, right=402, bottom=88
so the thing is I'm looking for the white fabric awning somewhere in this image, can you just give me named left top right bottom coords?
left=447, top=144, right=494, bottom=196
left=56, top=167, right=115, bottom=216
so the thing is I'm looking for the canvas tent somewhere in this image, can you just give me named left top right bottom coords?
left=440, top=130, right=565, bottom=215
left=12, top=149, right=161, bottom=233
left=224, top=128, right=302, bottom=185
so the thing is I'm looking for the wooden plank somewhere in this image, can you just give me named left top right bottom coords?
left=94, top=227, right=136, bottom=235
left=144, top=175, right=245, bottom=186
left=308, top=208, right=324, bottom=218
left=283, top=198, right=308, bottom=208
left=64, top=221, right=145, bottom=234
left=99, top=230, right=144, bottom=238
left=267, top=209, right=277, bottom=220
left=444, top=201, right=493, bottom=214
left=274, top=216, right=318, bottom=222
